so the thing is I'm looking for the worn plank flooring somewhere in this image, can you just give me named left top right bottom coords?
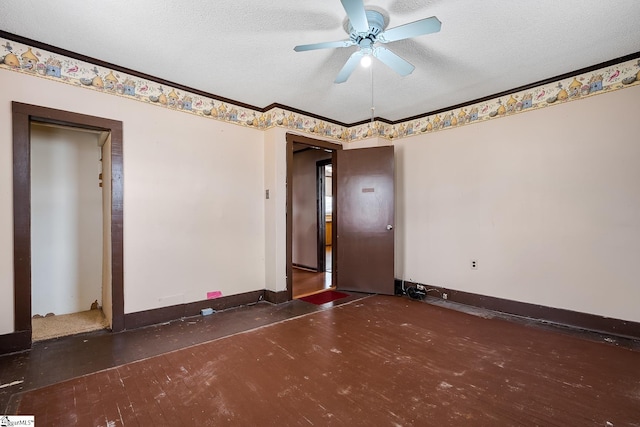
left=12, top=296, right=640, bottom=426
left=0, top=296, right=365, bottom=413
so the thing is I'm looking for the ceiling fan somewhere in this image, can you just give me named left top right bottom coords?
left=294, top=0, right=441, bottom=83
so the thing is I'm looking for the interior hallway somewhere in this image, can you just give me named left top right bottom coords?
left=2, top=295, right=640, bottom=425
left=292, top=246, right=333, bottom=299
left=292, top=268, right=332, bottom=299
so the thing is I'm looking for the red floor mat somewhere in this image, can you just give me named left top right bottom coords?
left=299, top=290, right=349, bottom=305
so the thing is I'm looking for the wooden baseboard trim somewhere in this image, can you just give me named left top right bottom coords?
left=1, top=289, right=287, bottom=352
left=398, top=280, right=640, bottom=340
left=264, top=289, right=289, bottom=304
left=0, top=330, right=31, bottom=355
left=124, top=290, right=265, bottom=330
left=292, top=263, right=318, bottom=272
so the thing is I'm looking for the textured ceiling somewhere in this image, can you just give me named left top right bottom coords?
left=1, top=1, right=639, bottom=123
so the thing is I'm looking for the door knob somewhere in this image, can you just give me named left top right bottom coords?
left=387, top=225, right=393, bottom=230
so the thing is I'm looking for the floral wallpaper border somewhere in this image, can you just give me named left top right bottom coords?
left=1, top=37, right=639, bottom=143
left=368, top=57, right=640, bottom=141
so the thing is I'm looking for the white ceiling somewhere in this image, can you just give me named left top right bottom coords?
left=1, top=1, right=639, bottom=123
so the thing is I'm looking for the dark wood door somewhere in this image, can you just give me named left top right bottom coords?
left=335, top=146, right=394, bottom=294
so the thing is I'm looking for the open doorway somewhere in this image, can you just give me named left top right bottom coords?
left=290, top=143, right=331, bottom=298
left=12, top=102, right=124, bottom=352
left=286, top=134, right=342, bottom=301
left=317, top=159, right=332, bottom=274
left=30, top=123, right=110, bottom=341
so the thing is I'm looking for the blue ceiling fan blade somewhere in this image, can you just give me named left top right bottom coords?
left=294, top=39, right=354, bottom=52
left=379, top=16, right=441, bottom=42
left=341, top=0, right=370, bottom=34
left=335, top=51, right=365, bottom=83
left=373, top=46, right=415, bottom=76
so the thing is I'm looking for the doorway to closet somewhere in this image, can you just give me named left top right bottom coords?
left=12, top=102, right=124, bottom=351
left=30, top=122, right=109, bottom=341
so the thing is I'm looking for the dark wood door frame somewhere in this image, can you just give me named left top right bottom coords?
left=316, top=158, right=332, bottom=272
left=11, top=101, right=124, bottom=352
left=286, top=133, right=342, bottom=301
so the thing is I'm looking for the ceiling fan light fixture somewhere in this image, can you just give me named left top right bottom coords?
left=293, top=0, right=441, bottom=83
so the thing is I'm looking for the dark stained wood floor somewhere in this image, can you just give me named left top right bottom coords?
left=0, top=293, right=366, bottom=414
left=6, top=296, right=640, bottom=426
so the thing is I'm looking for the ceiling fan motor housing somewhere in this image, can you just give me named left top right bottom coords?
left=293, top=1, right=441, bottom=83
left=349, top=10, right=385, bottom=48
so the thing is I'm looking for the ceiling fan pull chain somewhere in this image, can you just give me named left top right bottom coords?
left=370, top=64, right=375, bottom=123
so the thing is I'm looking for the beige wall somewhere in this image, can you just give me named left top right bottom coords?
left=30, top=124, right=103, bottom=316
left=344, top=136, right=389, bottom=150
left=394, top=85, right=640, bottom=323
left=0, top=71, right=266, bottom=333
left=1, top=65, right=638, bottom=335
left=263, top=127, right=287, bottom=293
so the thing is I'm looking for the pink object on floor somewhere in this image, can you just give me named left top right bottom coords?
left=207, top=291, right=223, bottom=299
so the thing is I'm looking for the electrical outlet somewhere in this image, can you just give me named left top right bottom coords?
left=442, top=293, right=448, bottom=300
left=471, top=259, right=478, bottom=269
